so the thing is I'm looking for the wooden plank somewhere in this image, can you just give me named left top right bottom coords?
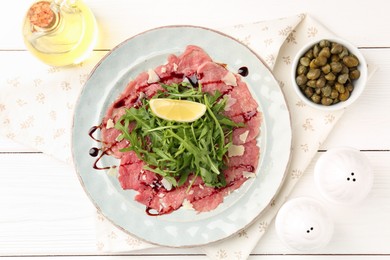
left=1, top=255, right=390, bottom=260
left=0, top=139, right=39, bottom=152
left=322, top=49, right=390, bottom=150
left=254, top=151, right=390, bottom=254
left=0, top=151, right=389, bottom=255
left=0, top=153, right=96, bottom=254
left=3, top=0, right=390, bottom=50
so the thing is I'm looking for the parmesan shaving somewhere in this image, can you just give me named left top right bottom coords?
left=147, top=69, right=160, bottom=84
left=222, top=71, right=237, bottom=86
left=243, top=171, right=256, bottom=178
left=182, top=77, right=190, bottom=84
left=239, top=130, right=249, bottom=143
left=161, top=178, right=173, bottom=191
left=106, top=118, right=115, bottom=129
left=159, top=199, right=167, bottom=209
left=182, top=199, right=194, bottom=210
left=228, top=144, right=245, bottom=157
left=224, top=94, right=237, bottom=111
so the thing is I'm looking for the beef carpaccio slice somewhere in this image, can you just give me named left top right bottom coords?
left=100, top=45, right=262, bottom=215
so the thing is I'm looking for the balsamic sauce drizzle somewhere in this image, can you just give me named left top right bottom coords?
left=88, top=64, right=254, bottom=215
left=88, top=125, right=102, bottom=142
left=88, top=124, right=112, bottom=170
left=92, top=150, right=114, bottom=170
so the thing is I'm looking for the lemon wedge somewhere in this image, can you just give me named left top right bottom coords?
left=149, top=98, right=207, bottom=122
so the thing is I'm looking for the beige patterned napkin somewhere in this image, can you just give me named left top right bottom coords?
left=0, top=14, right=373, bottom=259
left=93, top=14, right=367, bottom=258
left=0, top=52, right=106, bottom=163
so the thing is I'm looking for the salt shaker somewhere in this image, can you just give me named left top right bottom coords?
left=314, top=147, right=373, bottom=205
left=275, top=197, right=334, bottom=251
left=22, top=0, right=98, bottom=66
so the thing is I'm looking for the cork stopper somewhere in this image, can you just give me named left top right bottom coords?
left=28, top=1, right=55, bottom=28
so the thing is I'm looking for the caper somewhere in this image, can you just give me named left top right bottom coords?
left=296, top=74, right=308, bottom=86
left=316, top=77, right=326, bottom=88
left=331, top=43, right=343, bottom=54
left=309, top=59, right=318, bottom=69
left=315, top=87, right=321, bottom=94
left=313, top=44, right=320, bottom=57
left=339, top=88, right=350, bottom=101
left=339, top=47, right=349, bottom=58
left=304, top=87, right=314, bottom=98
left=322, top=64, right=331, bottom=74
left=297, top=65, right=308, bottom=75
left=314, top=56, right=327, bottom=67
left=321, top=97, right=333, bottom=106
left=325, top=72, right=336, bottom=81
left=300, top=57, right=310, bottom=67
left=319, top=40, right=331, bottom=48
left=349, top=69, right=360, bottom=80
left=307, top=79, right=317, bottom=88
left=330, top=89, right=339, bottom=99
left=321, top=85, right=332, bottom=97
left=305, top=49, right=314, bottom=59
left=338, top=74, right=349, bottom=84
left=307, top=68, right=321, bottom=80
left=335, top=83, right=345, bottom=94
left=311, top=94, right=321, bottom=103
left=319, top=47, right=331, bottom=58
left=330, top=61, right=343, bottom=73
left=327, top=80, right=335, bottom=86
left=343, top=55, right=359, bottom=67
left=331, top=54, right=340, bottom=62
left=341, top=65, right=349, bottom=75
left=346, top=82, right=354, bottom=92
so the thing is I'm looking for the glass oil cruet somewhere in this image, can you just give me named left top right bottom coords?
left=22, top=0, right=98, bottom=67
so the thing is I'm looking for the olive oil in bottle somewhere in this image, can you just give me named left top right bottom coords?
left=22, top=0, right=98, bottom=67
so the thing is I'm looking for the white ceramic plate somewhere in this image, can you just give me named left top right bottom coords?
left=72, top=26, right=292, bottom=247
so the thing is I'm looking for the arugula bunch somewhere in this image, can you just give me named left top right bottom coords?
left=115, top=82, right=244, bottom=189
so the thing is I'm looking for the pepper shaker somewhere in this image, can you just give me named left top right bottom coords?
left=314, top=147, right=373, bottom=205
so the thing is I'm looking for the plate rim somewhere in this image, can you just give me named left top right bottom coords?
left=71, top=24, right=292, bottom=247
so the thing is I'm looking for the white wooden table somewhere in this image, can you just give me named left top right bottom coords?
left=1, top=0, right=390, bottom=259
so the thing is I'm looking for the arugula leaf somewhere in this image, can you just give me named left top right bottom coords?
left=115, top=82, right=244, bottom=188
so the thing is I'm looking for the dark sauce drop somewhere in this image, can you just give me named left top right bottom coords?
left=89, top=147, right=99, bottom=157
left=238, top=66, right=249, bottom=77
